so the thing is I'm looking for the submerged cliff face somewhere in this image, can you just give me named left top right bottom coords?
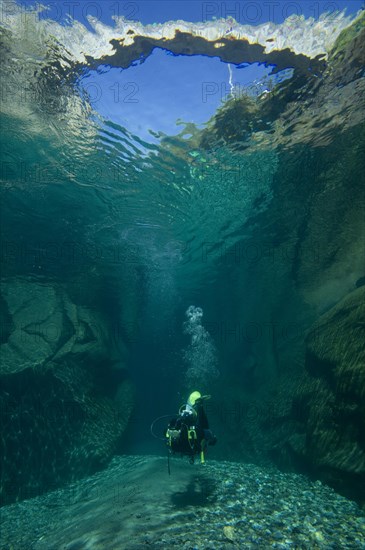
left=202, top=16, right=365, bottom=503
left=0, top=277, right=135, bottom=506
left=304, top=287, right=365, bottom=498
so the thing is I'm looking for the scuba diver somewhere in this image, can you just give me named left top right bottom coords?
left=165, top=391, right=217, bottom=466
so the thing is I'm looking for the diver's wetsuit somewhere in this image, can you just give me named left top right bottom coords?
left=166, top=401, right=216, bottom=456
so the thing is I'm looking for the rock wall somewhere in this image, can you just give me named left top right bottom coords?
left=303, top=287, right=365, bottom=498
left=210, top=124, right=365, bottom=503
left=202, top=15, right=365, bottom=503
left=0, top=278, right=134, bottom=506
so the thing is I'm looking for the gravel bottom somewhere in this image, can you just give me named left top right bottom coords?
left=1, top=455, right=364, bottom=549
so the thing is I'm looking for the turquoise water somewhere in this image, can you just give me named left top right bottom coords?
left=0, top=2, right=365, bottom=547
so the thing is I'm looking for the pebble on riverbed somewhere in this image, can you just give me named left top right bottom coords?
left=1, top=456, right=364, bottom=549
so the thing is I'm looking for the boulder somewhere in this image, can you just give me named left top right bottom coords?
left=0, top=278, right=134, bottom=506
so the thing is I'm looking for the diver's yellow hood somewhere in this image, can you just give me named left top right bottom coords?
left=187, top=391, right=201, bottom=406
